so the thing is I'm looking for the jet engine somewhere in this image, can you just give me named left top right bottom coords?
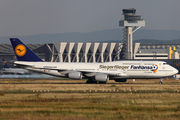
left=68, top=71, right=82, bottom=80
left=95, top=73, right=109, bottom=82
left=114, top=79, right=127, bottom=82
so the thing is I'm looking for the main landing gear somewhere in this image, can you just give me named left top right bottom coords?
left=86, top=79, right=106, bottom=84
left=86, top=79, right=97, bottom=84
left=159, top=78, right=163, bottom=84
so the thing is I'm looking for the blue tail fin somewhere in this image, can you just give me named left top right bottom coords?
left=10, top=38, right=43, bottom=61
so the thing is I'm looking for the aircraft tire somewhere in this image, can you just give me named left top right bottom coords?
left=98, top=82, right=106, bottom=84
left=159, top=81, right=162, bottom=84
left=86, top=79, right=97, bottom=84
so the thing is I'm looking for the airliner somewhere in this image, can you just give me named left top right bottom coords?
left=1, top=59, right=30, bottom=75
left=9, top=38, right=178, bottom=84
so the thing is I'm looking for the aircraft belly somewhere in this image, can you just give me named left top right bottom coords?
left=126, top=70, right=164, bottom=79
left=126, top=70, right=144, bottom=77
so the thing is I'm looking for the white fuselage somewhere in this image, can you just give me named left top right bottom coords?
left=1, top=68, right=31, bottom=75
left=14, top=60, right=178, bottom=79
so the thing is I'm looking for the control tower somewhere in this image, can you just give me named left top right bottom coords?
left=119, top=8, right=145, bottom=59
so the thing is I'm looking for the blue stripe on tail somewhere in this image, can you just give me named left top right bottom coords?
left=10, top=38, right=43, bottom=61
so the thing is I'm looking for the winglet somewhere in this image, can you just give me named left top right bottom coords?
left=10, top=38, right=43, bottom=61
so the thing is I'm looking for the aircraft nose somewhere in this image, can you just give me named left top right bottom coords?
left=174, top=68, right=178, bottom=74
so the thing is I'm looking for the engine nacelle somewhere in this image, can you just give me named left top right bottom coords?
left=95, top=73, right=109, bottom=82
left=68, top=71, right=82, bottom=80
left=114, top=79, right=127, bottom=82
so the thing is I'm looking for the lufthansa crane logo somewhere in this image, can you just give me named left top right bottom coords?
left=15, top=44, right=26, bottom=57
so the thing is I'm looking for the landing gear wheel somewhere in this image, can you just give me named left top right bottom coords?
left=159, top=78, right=163, bottom=84
left=159, top=81, right=163, bottom=84
left=86, top=79, right=97, bottom=84
left=99, top=82, right=106, bottom=84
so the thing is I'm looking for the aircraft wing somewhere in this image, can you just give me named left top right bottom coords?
left=38, top=66, right=125, bottom=78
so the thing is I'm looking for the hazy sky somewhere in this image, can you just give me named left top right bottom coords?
left=0, top=0, right=179, bottom=37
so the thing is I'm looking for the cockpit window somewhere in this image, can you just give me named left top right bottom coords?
left=163, top=63, right=168, bottom=65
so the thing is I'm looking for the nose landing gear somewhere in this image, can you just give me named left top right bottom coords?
left=159, top=78, right=163, bottom=84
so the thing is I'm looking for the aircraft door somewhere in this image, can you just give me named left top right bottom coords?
left=161, top=63, right=167, bottom=76
left=140, top=61, right=151, bottom=78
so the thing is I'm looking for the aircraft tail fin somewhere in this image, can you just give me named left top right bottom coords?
left=10, top=38, right=43, bottom=61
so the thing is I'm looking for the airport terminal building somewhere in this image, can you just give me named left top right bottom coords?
left=1, top=42, right=180, bottom=61
left=1, top=42, right=180, bottom=73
